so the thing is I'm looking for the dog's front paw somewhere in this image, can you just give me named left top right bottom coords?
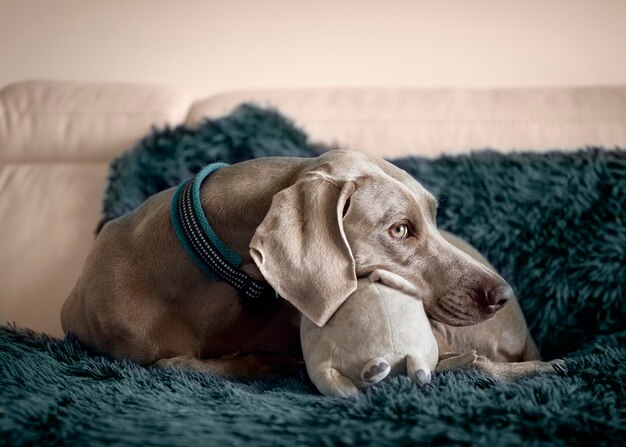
left=549, top=359, right=567, bottom=374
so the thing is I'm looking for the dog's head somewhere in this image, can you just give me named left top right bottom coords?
left=250, top=150, right=512, bottom=327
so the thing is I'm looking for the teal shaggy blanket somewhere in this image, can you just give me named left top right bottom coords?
left=2, top=105, right=626, bottom=446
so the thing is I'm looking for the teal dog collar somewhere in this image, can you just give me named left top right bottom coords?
left=170, top=163, right=278, bottom=302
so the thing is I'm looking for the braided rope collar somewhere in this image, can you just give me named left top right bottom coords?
left=170, top=163, right=278, bottom=302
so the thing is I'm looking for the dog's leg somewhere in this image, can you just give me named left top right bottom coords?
left=436, top=351, right=479, bottom=372
left=464, top=355, right=565, bottom=381
left=151, top=354, right=304, bottom=379
left=432, top=325, right=563, bottom=380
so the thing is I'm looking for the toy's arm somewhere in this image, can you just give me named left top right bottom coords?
left=309, top=365, right=360, bottom=398
left=302, top=321, right=361, bottom=398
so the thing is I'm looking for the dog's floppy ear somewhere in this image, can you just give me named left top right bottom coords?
left=250, top=173, right=357, bottom=327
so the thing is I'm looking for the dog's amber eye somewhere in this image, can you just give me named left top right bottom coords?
left=389, top=224, right=409, bottom=239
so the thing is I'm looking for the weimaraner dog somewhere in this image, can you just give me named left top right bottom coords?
left=62, top=150, right=561, bottom=381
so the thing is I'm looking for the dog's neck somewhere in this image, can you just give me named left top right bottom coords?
left=171, top=162, right=279, bottom=302
left=199, top=158, right=307, bottom=261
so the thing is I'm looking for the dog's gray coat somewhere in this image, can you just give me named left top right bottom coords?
left=62, top=151, right=559, bottom=380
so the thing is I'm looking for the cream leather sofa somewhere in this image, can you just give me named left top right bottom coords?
left=2, top=80, right=625, bottom=338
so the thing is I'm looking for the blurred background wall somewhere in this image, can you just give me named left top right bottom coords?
left=1, top=0, right=625, bottom=96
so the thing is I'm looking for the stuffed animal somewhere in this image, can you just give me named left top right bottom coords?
left=301, top=272, right=440, bottom=398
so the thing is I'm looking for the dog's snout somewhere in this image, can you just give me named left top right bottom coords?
left=469, top=278, right=512, bottom=316
left=483, top=283, right=513, bottom=314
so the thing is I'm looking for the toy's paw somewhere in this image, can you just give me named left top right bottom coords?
left=412, top=368, right=432, bottom=385
left=360, top=357, right=391, bottom=384
left=406, top=355, right=433, bottom=386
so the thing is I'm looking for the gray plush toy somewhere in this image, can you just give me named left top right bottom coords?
left=301, top=272, right=440, bottom=398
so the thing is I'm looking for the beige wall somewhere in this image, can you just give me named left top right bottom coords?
left=1, top=0, right=626, bottom=97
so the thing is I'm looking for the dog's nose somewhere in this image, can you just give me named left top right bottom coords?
left=483, top=284, right=512, bottom=313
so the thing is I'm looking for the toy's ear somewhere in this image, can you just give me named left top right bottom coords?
left=250, top=174, right=357, bottom=327
left=368, top=270, right=420, bottom=296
